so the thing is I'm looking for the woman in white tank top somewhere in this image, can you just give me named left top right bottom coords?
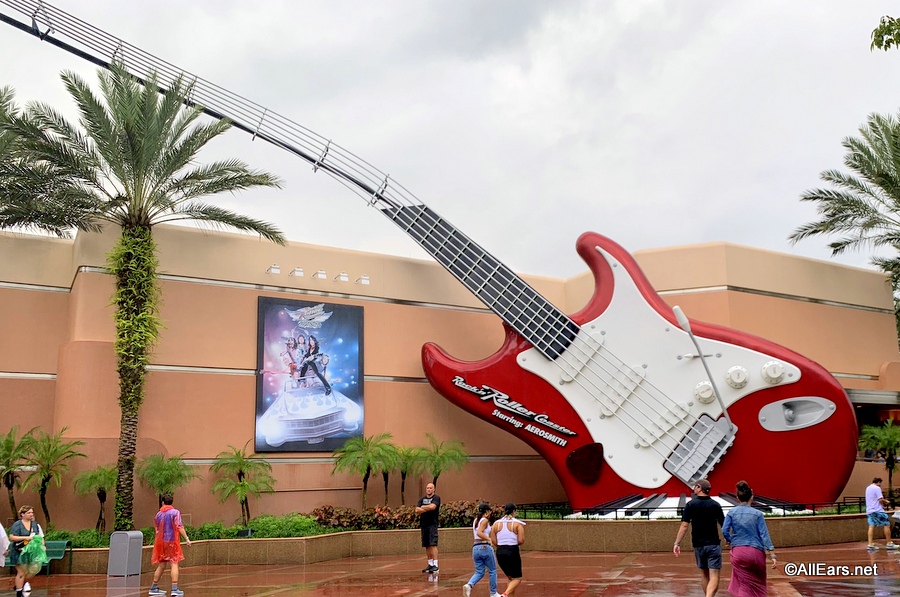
left=491, top=502, right=525, bottom=597
left=462, top=502, right=500, bottom=597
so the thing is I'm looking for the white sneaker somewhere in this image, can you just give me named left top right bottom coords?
left=463, top=585, right=472, bottom=597
left=886, top=542, right=899, bottom=549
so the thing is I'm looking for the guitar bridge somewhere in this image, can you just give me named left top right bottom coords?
left=664, top=415, right=736, bottom=486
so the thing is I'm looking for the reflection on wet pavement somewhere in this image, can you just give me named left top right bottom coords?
left=6, top=541, right=899, bottom=596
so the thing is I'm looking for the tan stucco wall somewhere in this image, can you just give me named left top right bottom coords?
left=1, top=226, right=898, bottom=531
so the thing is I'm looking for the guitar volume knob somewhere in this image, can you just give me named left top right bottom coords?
left=694, top=381, right=715, bottom=404
left=761, top=361, right=785, bottom=384
left=725, top=366, right=748, bottom=389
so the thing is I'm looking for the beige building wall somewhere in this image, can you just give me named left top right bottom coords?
left=1, top=227, right=897, bottom=530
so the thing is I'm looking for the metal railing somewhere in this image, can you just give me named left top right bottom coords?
left=515, top=497, right=869, bottom=520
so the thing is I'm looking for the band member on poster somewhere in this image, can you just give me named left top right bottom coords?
left=279, top=336, right=301, bottom=373
left=299, top=335, right=332, bottom=395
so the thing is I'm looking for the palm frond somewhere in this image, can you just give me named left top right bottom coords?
left=792, top=108, right=900, bottom=281
left=154, top=201, right=286, bottom=244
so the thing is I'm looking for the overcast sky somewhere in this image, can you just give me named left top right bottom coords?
left=1, top=1, right=899, bottom=278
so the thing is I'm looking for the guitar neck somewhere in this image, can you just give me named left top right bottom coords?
left=382, top=205, right=579, bottom=360
left=1, top=0, right=580, bottom=359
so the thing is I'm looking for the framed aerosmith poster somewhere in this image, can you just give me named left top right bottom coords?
left=255, top=297, right=364, bottom=452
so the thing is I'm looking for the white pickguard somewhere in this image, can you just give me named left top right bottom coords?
left=516, top=246, right=800, bottom=488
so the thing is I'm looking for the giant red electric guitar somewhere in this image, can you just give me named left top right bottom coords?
left=1, top=0, right=858, bottom=508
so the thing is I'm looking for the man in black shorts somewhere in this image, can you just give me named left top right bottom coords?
left=673, top=478, right=724, bottom=597
left=415, top=482, right=441, bottom=572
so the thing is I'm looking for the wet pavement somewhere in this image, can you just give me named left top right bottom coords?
left=8, top=541, right=900, bottom=596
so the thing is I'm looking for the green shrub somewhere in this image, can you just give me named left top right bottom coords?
left=246, top=513, right=325, bottom=538
left=186, top=522, right=241, bottom=541
left=44, top=529, right=75, bottom=542
left=67, top=529, right=110, bottom=548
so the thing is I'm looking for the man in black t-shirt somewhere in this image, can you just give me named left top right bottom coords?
left=673, top=478, right=724, bottom=597
left=415, top=482, right=441, bottom=572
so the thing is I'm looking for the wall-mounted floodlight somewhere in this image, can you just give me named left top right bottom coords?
left=311, top=269, right=327, bottom=280
left=266, top=264, right=281, bottom=275
left=288, top=267, right=304, bottom=277
left=355, top=274, right=371, bottom=285
left=334, top=272, right=349, bottom=282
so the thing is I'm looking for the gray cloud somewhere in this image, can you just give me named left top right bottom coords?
left=0, top=0, right=897, bottom=278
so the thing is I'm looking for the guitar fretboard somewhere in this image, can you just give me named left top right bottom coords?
left=383, top=205, right=579, bottom=360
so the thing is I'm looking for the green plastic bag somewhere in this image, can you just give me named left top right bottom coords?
left=18, top=534, right=49, bottom=575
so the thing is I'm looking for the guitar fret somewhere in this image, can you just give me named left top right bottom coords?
left=472, top=262, right=500, bottom=295
left=488, top=271, right=518, bottom=317
left=382, top=205, right=579, bottom=361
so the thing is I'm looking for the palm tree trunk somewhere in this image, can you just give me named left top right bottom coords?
left=114, top=405, right=139, bottom=530
left=97, top=489, right=107, bottom=534
left=382, top=472, right=389, bottom=506
left=400, top=472, right=407, bottom=506
left=240, top=497, right=250, bottom=527
left=888, top=454, right=896, bottom=497
left=39, top=477, right=51, bottom=529
left=5, top=477, right=16, bottom=522
left=362, top=467, right=371, bottom=510
left=111, top=226, right=160, bottom=531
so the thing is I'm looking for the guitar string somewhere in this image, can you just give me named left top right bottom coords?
left=9, top=0, right=726, bottom=469
left=384, top=205, right=706, bottom=461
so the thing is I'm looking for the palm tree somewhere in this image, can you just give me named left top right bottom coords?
left=0, top=63, right=284, bottom=530
left=22, top=427, right=86, bottom=529
left=332, top=433, right=397, bottom=509
left=136, top=453, right=201, bottom=507
left=420, top=433, right=468, bottom=487
left=860, top=420, right=900, bottom=497
left=790, top=111, right=900, bottom=291
left=0, top=86, right=96, bottom=235
left=0, top=426, right=34, bottom=521
left=73, top=464, right=118, bottom=535
left=376, top=443, right=400, bottom=506
left=397, top=446, right=425, bottom=505
left=209, top=441, right=276, bottom=527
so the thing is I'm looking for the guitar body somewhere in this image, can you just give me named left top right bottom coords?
left=423, top=232, right=858, bottom=508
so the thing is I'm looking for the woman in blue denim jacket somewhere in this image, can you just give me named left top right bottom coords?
left=722, top=481, right=777, bottom=596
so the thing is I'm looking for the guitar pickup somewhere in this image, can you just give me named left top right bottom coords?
left=664, top=415, right=736, bottom=486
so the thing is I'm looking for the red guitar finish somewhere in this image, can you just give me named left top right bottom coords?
left=423, top=232, right=858, bottom=509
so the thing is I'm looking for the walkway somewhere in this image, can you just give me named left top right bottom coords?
left=13, top=541, right=900, bottom=596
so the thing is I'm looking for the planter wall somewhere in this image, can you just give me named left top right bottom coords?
left=56, top=513, right=868, bottom=574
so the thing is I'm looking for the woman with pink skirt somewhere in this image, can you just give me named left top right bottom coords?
left=722, top=481, right=777, bottom=596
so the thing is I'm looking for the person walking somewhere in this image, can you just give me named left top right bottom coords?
left=866, top=477, right=898, bottom=550
left=7, top=505, right=44, bottom=597
left=148, top=493, right=192, bottom=597
left=722, top=481, right=777, bottom=597
left=674, top=479, right=725, bottom=597
left=462, top=502, right=499, bottom=597
left=415, top=482, right=441, bottom=573
left=492, top=502, right=525, bottom=597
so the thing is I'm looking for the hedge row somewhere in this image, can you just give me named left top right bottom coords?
left=44, top=500, right=499, bottom=548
